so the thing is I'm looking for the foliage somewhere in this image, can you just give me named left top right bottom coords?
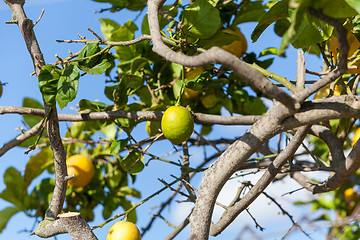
left=2, top=0, right=360, bottom=239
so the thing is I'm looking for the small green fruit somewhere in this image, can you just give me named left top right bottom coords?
left=146, top=121, right=161, bottom=136
left=161, top=106, right=194, bottom=145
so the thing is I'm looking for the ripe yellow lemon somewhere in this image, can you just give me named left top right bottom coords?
left=67, top=154, right=94, bottom=188
left=107, top=221, right=141, bottom=240
left=145, top=120, right=162, bottom=137
left=161, top=106, right=194, bottom=145
left=344, top=188, right=357, bottom=202
left=313, top=83, right=343, bottom=99
left=221, top=28, right=247, bottom=58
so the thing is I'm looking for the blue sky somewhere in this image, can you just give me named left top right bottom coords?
left=0, top=0, right=330, bottom=239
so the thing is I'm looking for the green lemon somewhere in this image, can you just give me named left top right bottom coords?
left=145, top=120, right=162, bottom=136
left=161, top=106, right=194, bottom=145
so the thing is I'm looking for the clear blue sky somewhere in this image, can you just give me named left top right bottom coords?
left=0, top=1, right=329, bottom=239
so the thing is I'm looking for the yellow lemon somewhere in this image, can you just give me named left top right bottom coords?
left=221, top=28, right=247, bottom=58
left=67, top=154, right=94, bottom=188
left=352, top=127, right=360, bottom=147
left=145, top=120, right=162, bottom=137
left=161, top=106, right=194, bottom=145
left=344, top=188, right=357, bottom=202
left=107, top=221, right=141, bottom=240
left=313, top=83, right=343, bottom=99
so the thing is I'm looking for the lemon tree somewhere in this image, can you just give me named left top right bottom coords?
left=2, top=0, right=360, bottom=239
left=161, top=106, right=194, bottom=145
left=107, top=221, right=141, bottom=240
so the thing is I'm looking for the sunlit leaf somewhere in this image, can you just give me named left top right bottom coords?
left=181, top=0, right=221, bottom=39
left=56, top=63, right=80, bottom=109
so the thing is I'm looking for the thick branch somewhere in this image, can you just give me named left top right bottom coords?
left=3, top=1, right=85, bottom=239
left=209, top=125, right=310, bottom=236
left=32, top=212, right=97, bottom=240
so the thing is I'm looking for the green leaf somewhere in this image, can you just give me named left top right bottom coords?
left=181, top=0, right=221, bottom=39
left=130, top=57, right=150, bottom=74
left=56, top=63, right=80, bottom=109
left=312, top=0, right=358, bottom=18
left=99, top=18, right=120, bottom=41
left=105, top=164, right=124, bottom=190
left=233, top=0, right=267, bottom=25
left=120, top=151, right=144, bottom=174
left=251, top=0, right=289, bottom=43
left=78, top=99, right=108, bottom=112
left=22, top=98, right=44, bottom=128
left=77, top=43, right=115, bottom=75
left=0, top=168, right=23, bottom=208
left=200, top=29, right=241, bottom=49
left=118, top=186, right=141, bottom=198
left=110, top=138, right=129, bottom=154
left=346, top=0, right=360, bottom=14
left=22, top=148, right=53, bottom=194
left=242, top=96, right=267, bottom=115
left=290, top=14, right=333, bottom=49
left=0, top=207, right=20, bottom=233
left=120, top=198, right=137, bottom=223
left=38, top=65, right=61, bottom=107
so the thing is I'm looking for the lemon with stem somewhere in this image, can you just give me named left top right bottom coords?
left=161, top=106, right=194, bottom=145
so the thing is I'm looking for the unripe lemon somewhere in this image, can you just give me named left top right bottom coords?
left=67, top=154, right=94, bottom=188
left=107, top=221, right=141, bottom=240
left=183, top=88, right=201, bottom=101
left=145, top=120, right=162, bottom=137
left=221, top=28, right=247, bottom=58
left=161, top=106, right=194, bottom=145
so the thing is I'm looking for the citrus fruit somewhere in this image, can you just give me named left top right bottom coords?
left=107, top=221, right=141, bottom=240
left=352, top=127, right=360, bottom=146
left=200, top=93, right=220, bottom=109
left=344, top=188, right=357, bottom=202
left=221, top=28, right=247, bottom=58
left=66, top=154, right=94, bottom=188
left=183, top=88, right=201, bottom=101
left=161, top=106, right=194, bottom=145
left=313, top=83, right=343, bottom=99
left=145, top=120, right=162, bottom=137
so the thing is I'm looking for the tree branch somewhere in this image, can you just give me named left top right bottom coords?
left=3, top=1, right=94, bottom=239
left=209, top=125, right=311, bottom=236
